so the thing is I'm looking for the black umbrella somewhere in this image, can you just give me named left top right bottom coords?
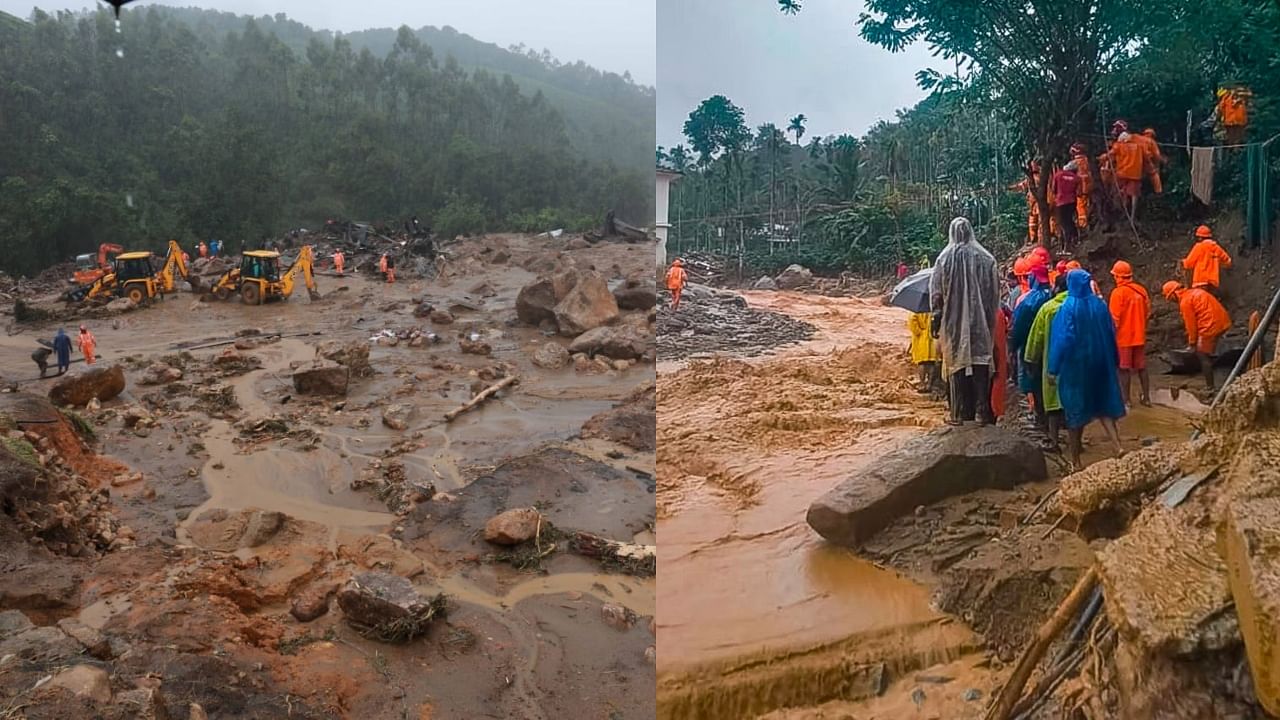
left=889, top=267, right=933, bottom=314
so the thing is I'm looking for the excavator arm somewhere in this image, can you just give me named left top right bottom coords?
left=97, top=243, right=124, bottom=270
left=281, top=245, right=321, bottom=301
left=158, top=239, right=201, bottom=293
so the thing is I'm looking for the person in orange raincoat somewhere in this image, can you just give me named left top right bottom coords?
left=77, top=324, right=97, bottom=365
left=1215, top=86, right=1252, bottom=145
left=378, top=253, right=389, bottom=281
left=1108, top=123, right=1150, bottom=218
left=1070, top=143, right=1092, bottom=230
left=991, top=306, right=1011, bottom=419
left=385, top=254, right=395, bottom=284
left=333, top=250, right=345, bottom=276
left=1135, top=129, right=1165, bottom=194
left=1164, top=281, right=1231, bottom=391
left=1011, top=163, right=1043, bottom=244
left=665, top=258, right=688, bottom=310
left=1182, top=225, right=1232, bottom=293
left=1109, top=261, right=1151, bottom=406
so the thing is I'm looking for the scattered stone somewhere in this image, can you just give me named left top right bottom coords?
left=613, top=279, right=657, bottom=310
left=581, top=385, right=656, bottom=451
left=185, top=508, right=285, bottom=552
left=290, top=581, right=339, bottom=623
left=105, top=297, right=137, bottom=314
left=49, top=365, right=126, bottom=406
left=807, top=425, right=1047, bottom=548
left=48, top=664, right=112, bottom=704
left=753, top=276, right=778, bottom=290
left=568, top=324, right=650, bottom=360
left=336, top=572, right=444, bottom=642
left=413, top=302, right=433, bottom=318
left=382, top=404, right=413, bottom=431
left=490, top=249, right=510, bottom=264
left=600, top=602, right=635, bottom=631
left=57, top=617, right=111, bottom=658
left=516, top=278, right=559, bottom=326
left=292, top=362, right=349, bottom=396
left=122, top=406, right=154, bottom=429
left=140, top=362, right=182, bottom=386
left=554, top=272, right=619, bottom=336
left=531, top=342, right=570, bottom=370
left=189, top=704, right=209, bottom=720
left=429, top=309, right=454, bottom=324
left=317, top=340, right=373, bottom=377
left=774, top=264, right=813, bottom=290
left=113, top=682, right=169, bottom=720
left=658, top=284, right=814, bottom=361
left=459, top=338, right=491, bottom=356
left=0, top=609, right=34, bottom=640
left=0, top=625, right=84, bottom=663
left=483, top=508, right=542, bottom=546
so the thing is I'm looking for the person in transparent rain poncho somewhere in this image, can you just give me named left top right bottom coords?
left=929, top=217, right=1002, bottom=425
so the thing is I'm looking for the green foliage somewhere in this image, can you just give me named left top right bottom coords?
left=0, top=7, right=651, bottom=277
left=0, top=436, right=41, bottom=469
left=61, top=409, right=97, bottom=442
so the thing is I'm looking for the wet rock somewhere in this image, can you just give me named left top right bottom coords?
left=413, top=302, right=433, bottom=318
left=49, top=365, right=126, bottom=406
left=189, top=704, right=209, bottom=720
left=1055, top=441, right=1198, bottom=517
left=600, top=602, right=635, bottom=631
left=581, top=385, right=656, bottom=451
left=516, top=278, right=559, bottom=326
left=139, top=362, right=182, bottom=385
left=613, top=279, right=657, bottom=310
left=483, top=508, right=542, bottom=546
left=468, top=281, right=497, bottom=297
left=317, top=340, right=372, bottom=377
left=290, top=581, right=339, bottom=622
left=430, top=309, right=454, bottom=324
left=774, top=263, right=813, bottom=290
left=459, top=337, right=492, bottom=356
left=122, top=406, right=154, bottom=429
left=336, top=572, right=443, bottom=641
left=554, top=272, right=620, bottom=337
left=490, top=249, right=510, bottom=264
left=531, top=341, right=571, bottom=370
left=292, top=362, right=349, bottom=396
left=0, top=609, right=33, bottom=639
left=113, top=683, right=170, bottom=720
left=185, top=508, right=285, bottom=552
left=105, top=297, right=137, bottom=314
left=807, top=425, right=1047, bottom=548
left=753, top=276, right=778, bottom=290
left=657, top=285, right=814, bottom=361
left=48, top=664, right=112, bottom=704
left=57, top=617, right=111, bottom=658
left=0, top=625, right=84, bottom=662
left=382, top=404, right=413, bottom=431
left=569, top=324, right=650, bottom=361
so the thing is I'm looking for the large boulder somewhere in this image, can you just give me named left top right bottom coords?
left=613, top=279, right=657, bottom=311
left=569, top=324, right=650, bottom=361
left=807, top=425, right=1046, bottom=547
left=336, top=572, right=443, bottom=642
left=49, top=365, right=126, bottom=407
left=516, top=278, right=558, bottom=326
left=317, top=340, right=372, bottom=377
left=554, top=272, right=620, bottom=337
left=531, top=341, right=571, bottom=370
left=140, top=362, right=182, bottom=386
left=753, top=276, right=779, bottom=291
left=774, top=264, right=813, bottom=290
left=581, top=385, right=656, bottom=451
left=48, top=664, right=112, bottom=704
left=292, top=362, right=349, bottom=396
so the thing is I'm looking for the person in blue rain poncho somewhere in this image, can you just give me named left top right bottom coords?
left=1011, top=262, right=1052, bottom=427
left=1047, top=270, right=1126, bottom=471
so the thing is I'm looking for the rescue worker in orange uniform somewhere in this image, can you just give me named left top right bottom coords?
left=378, top=253, right=388, bottom=281
left=1109, top=261, right=1151, bottom=406
left=1182, top=224, right=1232, bottom=293
left=665, top=258, right=688, bottom=310
left=1134, top=128, right=1165, bottom=194
left=1011, top=163, right=1045, bottom=245
left=77, top=324, right=97, bottom=366
left=1069, top=143, right=1092, bottom=230
left=1108, top=122, right=1149, bottom=219
left=1215, top=86, right=1252, bottom=145
left=1164, top=281, right=1231, bottom=391
left=333, top=250, right=345, bottom=276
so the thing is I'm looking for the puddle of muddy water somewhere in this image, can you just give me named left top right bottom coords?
left=424, top=571, right=655, bottom=617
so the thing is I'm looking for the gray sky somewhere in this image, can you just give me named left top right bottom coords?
left=658, top=0, right=940, bottom=149
left=0, top=0, right=656, bottom=85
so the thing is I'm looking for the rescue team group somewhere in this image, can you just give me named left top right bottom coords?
left=911, top=218, right=1232, bottom=471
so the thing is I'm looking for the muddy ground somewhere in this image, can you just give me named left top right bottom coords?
left=0, top=233, right=656, bottom=719
left=655, top=287, right=1203, bottom=720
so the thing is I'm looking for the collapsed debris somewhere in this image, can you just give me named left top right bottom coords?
left=657, top=284, right=815, bottom=360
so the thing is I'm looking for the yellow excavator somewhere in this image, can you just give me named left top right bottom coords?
left=66, top=240, right=200, bottom=304
left=207, top=245, right=320, bottom=304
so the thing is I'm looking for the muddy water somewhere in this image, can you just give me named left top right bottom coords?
left=658, top=293, right=951, bottom=678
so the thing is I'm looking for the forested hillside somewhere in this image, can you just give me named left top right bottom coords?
left=0, top=6, right=652, bottom=277
left=661, top=0, right=1280, bottom=278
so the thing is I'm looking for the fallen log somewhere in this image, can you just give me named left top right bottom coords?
left=987, top=567, right=1099, bottom=720
left=443, top=375, right=517, bottom=422
left=569, top=530, right=655, bottom=576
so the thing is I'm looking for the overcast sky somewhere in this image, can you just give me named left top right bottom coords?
left=0, top=0, right=656, bottom=85
left=658, top=0, right=940, bottom=149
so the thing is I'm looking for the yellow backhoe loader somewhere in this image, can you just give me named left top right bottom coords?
left=66, top=240, right=199, bottom=304
left=207, top=245, right=320, bottom=304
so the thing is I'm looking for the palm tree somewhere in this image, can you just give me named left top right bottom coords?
left=788, top=114, right=807, bottom=145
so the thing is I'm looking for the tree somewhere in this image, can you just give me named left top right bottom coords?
left=683, top=95, right=749, bottom=165
left=788, top=114, right=807, bottom=145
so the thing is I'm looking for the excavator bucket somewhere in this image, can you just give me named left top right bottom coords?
left=308, top=287, right=321, bottom=301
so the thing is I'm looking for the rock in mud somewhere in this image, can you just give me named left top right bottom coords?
left=1055, top=441, right=1198, bottom=517
left=459, top=337, right=491, bottom=355
left=568, top=324, right=650, bottom=361
left=382, top=403, right=413, bottom=431
left=600, top=602, right=635, bottom=631
left=581, top=385, right=656, bottom=451
left=336, top=572, right=444, bottom=642
left=807, top=425, right=1046, bottom=548
left=0, top=625, right=84, bottom=663
left=430, top=308, right=454, bottom=324
left=113, top=683, right=170, bottom=720
left=753, top=276, right=778, bottom=290
left=105, top=297, right=137, bottom=314
left=774, top=264, right=813, bottom=290
left=139, top=362, right=182, bottom=385
left=483, top=508, right=542, bottom=545
left=185, top=508, right=285, bottom=552
left=290, top=581, right=339, bottom=622
left=516, top=277, right=559, bottom=326
left=292, top=362, right=349, bottom=396
left=613, top=279, right=657, bottom=310
left=317, top=340, right=372, bottom=377
left=48, top=664, right=112, bottom=704
left=531, top=341, right=571, bottom=370
left=57, top=617, right=111, bottom=658
left=554, top=272, right=619, bottom=337
left=0, top=609, right=34, bottom=639
left=49, top=365, right=126, bottom=407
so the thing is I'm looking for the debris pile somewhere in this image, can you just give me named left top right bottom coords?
left=657, top=284, right=815, bottom=360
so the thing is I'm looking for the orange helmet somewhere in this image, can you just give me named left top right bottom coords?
left=1065, top=261, right=1083, bottom=271
left=1162, top=280, right=1182, bottom=299
left=1195, top=225, right=1213, bottom=239
left=1111, top=260, right=1133, bottom=277
left=1013, top=257, right=1031, bottom=275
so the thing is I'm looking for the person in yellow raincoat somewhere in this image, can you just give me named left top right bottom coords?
left=908, top=311, right=943, bottom=397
